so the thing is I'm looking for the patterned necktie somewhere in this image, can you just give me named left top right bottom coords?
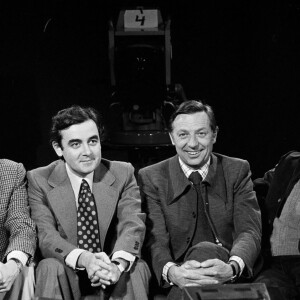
left=77, top=179, right=101, bottom=253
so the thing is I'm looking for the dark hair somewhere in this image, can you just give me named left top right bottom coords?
left=50, top=105, right=103, bottom=147
left=168, top=100, right=218, bottom=133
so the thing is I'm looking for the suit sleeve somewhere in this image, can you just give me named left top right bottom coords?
left=4, top=163, right=36, bottom=262
left=230, top=161, right=262, bottom=277
left=138, top=169, right=173, bottom=287
left=111, top=163, right=146, bottom=258
left=253, top=151, right=298, bottom=200
left=253, top=165, right=275, bottom=199
left=27, top=171, right=77, bottom=263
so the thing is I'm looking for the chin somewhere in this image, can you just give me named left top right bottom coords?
left=87, top=165, right=97, bottom=172
left=79, top=164, right=95, bottom=173
left=189, top=159, right=206, bottom=168
left=185, top=160, right=200, bottom=168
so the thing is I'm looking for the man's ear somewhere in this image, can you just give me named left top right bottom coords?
left=212, top=127, right=219, bottom=144
left=169, top=132, right=175, bottom=145
left=52, top=142, right=63, bottom=157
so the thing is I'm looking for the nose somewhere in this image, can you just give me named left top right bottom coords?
left=82, top=143, right=92, bottom=155
left=187, top=134, right=199, bottom=148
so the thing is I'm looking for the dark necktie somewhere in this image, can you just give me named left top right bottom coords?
left=77, top=179, right=101, bottom=253
left=189, top=171, right=215, bottom=244
left=189, top=171, right=203, bottom=186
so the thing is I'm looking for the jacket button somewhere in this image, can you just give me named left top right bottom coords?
left=192, top=212, right=196, bottom=218
left=186, top=237, right=190, bottom=243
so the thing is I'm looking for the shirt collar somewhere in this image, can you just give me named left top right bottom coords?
left=179, top=156, right=210, bottom=180
left=65, top=163, right=94, bottom=199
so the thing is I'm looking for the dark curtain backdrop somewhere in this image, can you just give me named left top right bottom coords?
left=0, top=1, right=299, bottom=178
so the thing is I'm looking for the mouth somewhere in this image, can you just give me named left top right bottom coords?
left=187, top=151, right=201, bottom=156
left=81, top=159, right=94, bottom=163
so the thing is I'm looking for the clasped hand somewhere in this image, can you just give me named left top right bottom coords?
left=79, top=252, right=121, bottom=289
left=168, top=258, right=234, bottom=289
left=0, top=261, right=20, bottom=293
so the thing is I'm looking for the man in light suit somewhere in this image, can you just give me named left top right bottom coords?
left=138, top=100, right=262, bottom=299
left=27, top=105, right=150, bottom=300
left=0, top=159, right=36, bottom=300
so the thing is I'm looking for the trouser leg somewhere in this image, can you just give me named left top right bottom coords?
left=0, top=266, right=35, bottom=300
left=35, top=258, right=74, bottom=300
left=109, top=258, right=151, bottom=300
left=255, top=256, right=300, bottom=300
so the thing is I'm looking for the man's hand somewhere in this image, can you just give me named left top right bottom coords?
left=0, top=261, right=20, bottom=293
left=168, top=259, right=233, bottom=288
left=77, top=251, right=112, bottom=289
left=168, top=262, right=218, bottom=289
left=101, top=262, right=121, bottom=286
left=92, top=257, right=129, bottom=288
left=196, top=258, right=234, bottom=283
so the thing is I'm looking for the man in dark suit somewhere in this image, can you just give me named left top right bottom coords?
left=254, top=151, right=300, bottom=300
left=138, top=100, right=262, bottom=299
left=27, top=105, right=150, bottom=300
left=0, top=159, right=36, bottom=300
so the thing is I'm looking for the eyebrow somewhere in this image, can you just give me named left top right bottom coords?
left=68, top=139, right=82, bottom=145
left=177, top=128, right=207, bottom=132
left=67, top=135, right=99, bottom=145
left=88, top=135, right=99, bottom=140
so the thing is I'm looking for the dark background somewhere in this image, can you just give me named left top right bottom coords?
left=1, top=1, right=299, bottom=179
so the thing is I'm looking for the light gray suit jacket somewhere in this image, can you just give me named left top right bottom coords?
left=0, top=159, right=36, bottom=263
left=138, top=153, right=262, bottom=285
left=27, top=159, right=145, bottom=265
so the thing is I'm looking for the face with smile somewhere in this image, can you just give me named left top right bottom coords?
left=53, top=119, right=101, bottom=177
left=169, top=111, right=217, bottom=169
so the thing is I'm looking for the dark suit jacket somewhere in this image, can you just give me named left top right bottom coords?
left=27, top=159, right=145, bottom=297
left=0, top=159, right=36, bottom=263
left=253, top=150, right=300, bottom=257
left=138, top=153, right=261, bottom=285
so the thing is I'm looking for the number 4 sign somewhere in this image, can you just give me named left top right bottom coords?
left=124, top=9, right=158, bottom=29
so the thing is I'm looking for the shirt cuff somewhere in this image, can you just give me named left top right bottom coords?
left=7, top=251, right=28, bottom=266
left=162, top=262, right=177, bottom=285
left=65, top=249, right=86, bottom=270
left=112, top=251, right=135, bottom=272
left=229, top=255, right=245, bottom=276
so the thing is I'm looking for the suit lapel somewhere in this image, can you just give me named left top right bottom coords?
left=93, top=162, right=117, bottom=249
left=167, top=155, right=191, bottom=205
left=166, top=156, right=197, bottom=236
left=47, top=161, right=78, bottom=245
left=205, top=153, right=227, bottom=204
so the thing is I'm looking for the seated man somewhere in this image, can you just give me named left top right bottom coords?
left=0, top=159, right=36, bottom=300
left=254, top=151, right=300, bottom=300
left=138, top=100, right=262, bottom=299
left=27, top=105, right=150, bottom=300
